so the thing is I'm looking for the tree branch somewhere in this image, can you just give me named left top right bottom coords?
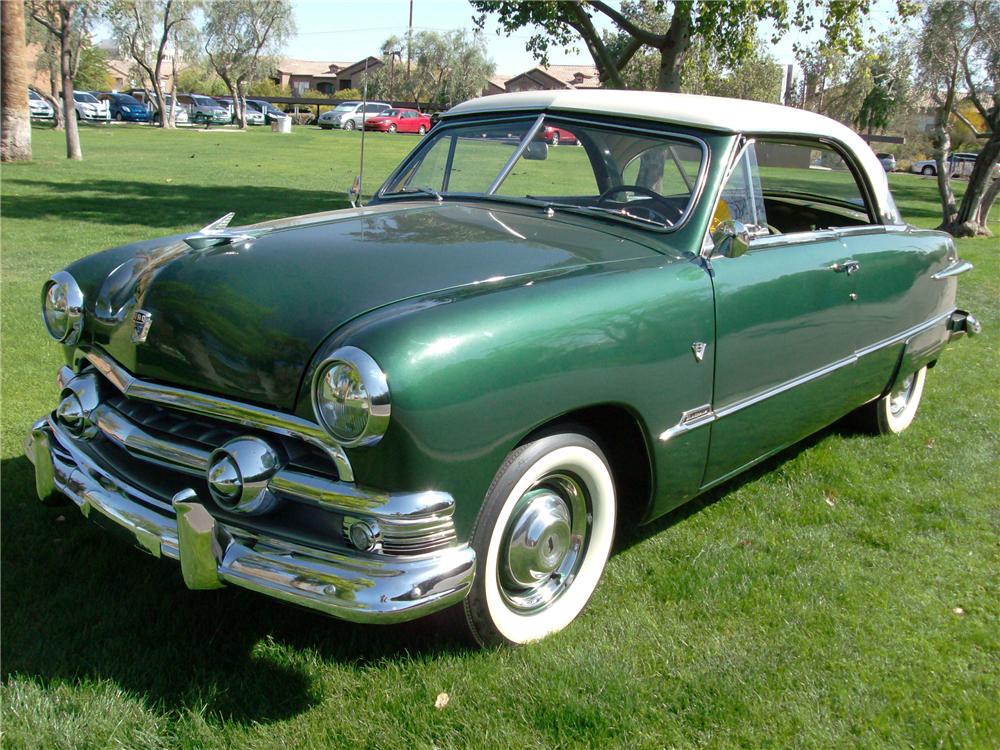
left=952, top=107, right=989, bottom=138
left=587, top=0, right=666, bottom=47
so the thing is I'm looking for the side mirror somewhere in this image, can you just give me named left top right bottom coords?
left=349, top=175, right=361, bottom=208
left=711, top=219, right=751, bottom=258
left=523, top=141, right=549, bottom=161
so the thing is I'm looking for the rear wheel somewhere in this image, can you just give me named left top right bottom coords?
left=462, top=431, right=616, bottom=647
left=854, top=366, right=928, bottom=435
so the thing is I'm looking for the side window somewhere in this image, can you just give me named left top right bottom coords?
left=754, top=140, right=873, bottom=232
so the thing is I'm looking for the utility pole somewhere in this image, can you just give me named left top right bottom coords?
left=406, top=0, right=413, bottom=76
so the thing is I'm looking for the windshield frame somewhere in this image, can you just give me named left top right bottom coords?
left=375, top=111, right=710, bottom=234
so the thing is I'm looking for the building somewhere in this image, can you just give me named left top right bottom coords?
left=274, top=57, right=384, bottom=95
left=501, top=64, right=601, bottom=93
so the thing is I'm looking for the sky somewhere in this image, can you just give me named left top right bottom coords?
left=286, top=0, right=910, bottom=76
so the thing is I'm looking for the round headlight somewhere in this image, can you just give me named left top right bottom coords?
left=41, top=271, right=84, bottom=345
left=312, top=347, right=390, bottom=447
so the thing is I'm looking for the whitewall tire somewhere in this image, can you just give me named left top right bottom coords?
left=463, top=432, right=616, bottom=647
left=875, top=366, right=927, bottom=434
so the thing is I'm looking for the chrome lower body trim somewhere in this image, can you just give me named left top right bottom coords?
left=659, top=310, right=955, bottom=442
left=81, top=349, right=355, bottom=482
left=25, top=418, right=476, bottom=624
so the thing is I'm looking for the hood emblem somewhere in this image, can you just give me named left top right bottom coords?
left=183, top=212, right=272, bottom=250
left=691, top=342, right=707, bottom=362
left=132, top=309, right=153, bottom=343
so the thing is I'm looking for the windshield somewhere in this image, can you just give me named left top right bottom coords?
left=74, top=92, right=98, bottom=103
left=381, top=109, right=401, bottom=117
left=192, top=96, right=215, bottom=107
left=30, top=90, right=42, bottom=100
left=380, top=116, right=705, bottom=230
left=116, top=94, right=140, bottom=104
left=332, top=103, right=357, bottom=112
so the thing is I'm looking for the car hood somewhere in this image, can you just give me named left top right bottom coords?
left=71, top=201, right=666, bottom=410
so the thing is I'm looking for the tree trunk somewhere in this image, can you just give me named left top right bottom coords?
left=972, top=175, right=1000, bottom=228
left=940, top=130, right=1000, bottom=237
left=1, top=0, right=32, bottom=162
left=236, top=80, right=247, bottom=130
left=46, top=47, right=63, bottom=130
left=931, top=115, right=956, bottom=225
left=655, top=6, right=693, bottom=93
left=60, top=24, right=82, bottom=160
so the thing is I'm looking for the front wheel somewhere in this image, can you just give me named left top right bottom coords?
left=418, top=124, right=426, bottom=135
left=388, top=123, right=397, bottom=133
left=921, top=165, right=936, bottom=176
left=462, top=431, right=616, bottom=647
left=344, top=119, right=355, bottom=130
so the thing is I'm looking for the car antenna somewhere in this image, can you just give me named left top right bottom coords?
left=350, top=57, right=370, bottom=209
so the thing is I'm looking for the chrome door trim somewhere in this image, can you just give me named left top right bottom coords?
left=932, top=260, right=974, bottom=279
left=82, top=349, right=355, bottom=481
left=659, top=310, right=953, bottom=441
left=487, top=114, right=546, bottom=194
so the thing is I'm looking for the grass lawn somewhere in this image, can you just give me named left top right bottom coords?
left=2, top=124, right=998, bottom=749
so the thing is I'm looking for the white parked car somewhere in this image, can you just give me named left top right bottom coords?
left=71, top=91, right=109, bottom=122
left=317, top=101, right=390, bottom=130
left=911, top=152, right=978, bottom=177
left=29, top=89, right=54, bottom=119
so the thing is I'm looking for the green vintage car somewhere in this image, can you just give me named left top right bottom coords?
left=28, top=91, right=980, bottom=646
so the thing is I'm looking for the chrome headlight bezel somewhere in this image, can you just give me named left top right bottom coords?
left=311, top=346, right=390, bottom=448
left=41, top=270, right=85, bottom=345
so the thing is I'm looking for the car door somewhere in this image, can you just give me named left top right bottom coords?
left=703, top=139, right=867, bottom=486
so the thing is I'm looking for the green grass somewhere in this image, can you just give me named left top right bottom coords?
left=2, top=124, right=998, bottom=749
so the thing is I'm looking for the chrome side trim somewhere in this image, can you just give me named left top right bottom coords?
left=25, top=420, right=476, bottom=624
left=659, top=311, right=953, bottom=441
left=932, top=260, right=974, bottom=279
left=83, top=349, right=355, bottom=482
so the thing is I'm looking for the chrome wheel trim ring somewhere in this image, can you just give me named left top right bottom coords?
left=889, top=374, right=915, bottom=417
left=497, top=472, right=591, bottom=614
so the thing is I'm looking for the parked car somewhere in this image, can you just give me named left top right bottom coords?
left=178, top=94, right=230, bottom=125
left=541, top=124, right=578, bottom=145
left=28, top=89, right=54, bottom=119
left=97, top=92, right=151, bottom=123
left=213, top=97, right=265, bottom=125
left=130, top=91, right=189, bottom=124
left=910, top=152, right=978, bottom=177
left=27, top=90, right=980, bottom=648
left=69, top=90, right=109, bottom=122
left=363, top=108, right=431, bottom=134
left=247, top=99, right=289, bottom=124
left=317, top=100, right=390, bottom=130
left=876, top=152, right=896, bottom=172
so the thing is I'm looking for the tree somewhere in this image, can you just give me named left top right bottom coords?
left=107, top=0, right=195, bottom=129
left=472, top=0, right=913, bottom=94
left=918, top=0, right=999, bottom=237
left=369, top=29, right=495, bottom=107
left=28, top=0, right=99, bottom=160
left=2, top=0, right=32, bottom=162
left=74, top=39, right=112, bottom=90
left=27, top=17, right=65, bottom=129
left=203, top=0, right=294, bottom=129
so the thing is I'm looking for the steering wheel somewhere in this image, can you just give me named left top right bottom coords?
left=597, top=184, right=678, bottom=226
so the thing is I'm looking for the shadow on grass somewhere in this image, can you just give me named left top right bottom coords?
left=616, top=414, right=863, bottom=554
left=0, top=454, right=471, bottom=727
left=1, top=178, right=350, bottom=230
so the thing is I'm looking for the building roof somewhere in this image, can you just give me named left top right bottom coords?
left=445, top=90, right=894, bottom=219
left=276, top=58, right=356, bottom=76
left=505, top=65, right=601, bottom=90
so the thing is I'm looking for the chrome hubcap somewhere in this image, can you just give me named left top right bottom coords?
left=890, top=374, right=915, bottom=417
left=499, top=473, right=590, bottom=613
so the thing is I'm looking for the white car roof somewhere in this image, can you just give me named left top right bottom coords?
left=445, top=90, right=899, bottom=223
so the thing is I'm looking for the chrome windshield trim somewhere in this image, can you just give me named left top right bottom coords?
left=932, top=260, right=974, bottom=279
left=487, top=114, right=545, bottom=194
left=82, top=349, right=355, bottom=482
left=660, top=311, right=953, bottom=439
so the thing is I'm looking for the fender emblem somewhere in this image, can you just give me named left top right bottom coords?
left=692, top=342, right=707, bottom=362
left=132, top=309, right=153, bottom=343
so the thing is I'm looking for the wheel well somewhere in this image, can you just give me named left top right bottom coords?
left=520, top=405, right=654, bottom=527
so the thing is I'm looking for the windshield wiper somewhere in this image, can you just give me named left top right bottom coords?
left=538, top=201, right=671, bottom=228
left=395, top=185, right=443, bottom=201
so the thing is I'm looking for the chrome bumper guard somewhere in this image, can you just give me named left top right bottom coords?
left=947, top=309, right=982, bottom=339
left=26, top=418, right=476, bottom=624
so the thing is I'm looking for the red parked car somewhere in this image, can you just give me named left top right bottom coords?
left=542, top=125, right=578, bottom=145
left=364, top=108, right=431, bottom=134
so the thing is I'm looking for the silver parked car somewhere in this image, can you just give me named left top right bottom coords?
left=911, top=152, right=978, bottom=177
left=29, top=89, right=54, bottom=119
left=71, top=90, right=110, bottom=122
left=876, top=152, right=896, bottom=172
left=317, top=101, right=390, bottom=130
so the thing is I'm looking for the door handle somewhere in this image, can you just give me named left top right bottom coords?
left=831, top=260, right=860, bottom=275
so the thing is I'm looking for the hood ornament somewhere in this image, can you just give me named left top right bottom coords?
left=183, top=212, right=272, bottom=250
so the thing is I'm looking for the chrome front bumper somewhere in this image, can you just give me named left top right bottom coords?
left=25, top=417, right=476, bottom=624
